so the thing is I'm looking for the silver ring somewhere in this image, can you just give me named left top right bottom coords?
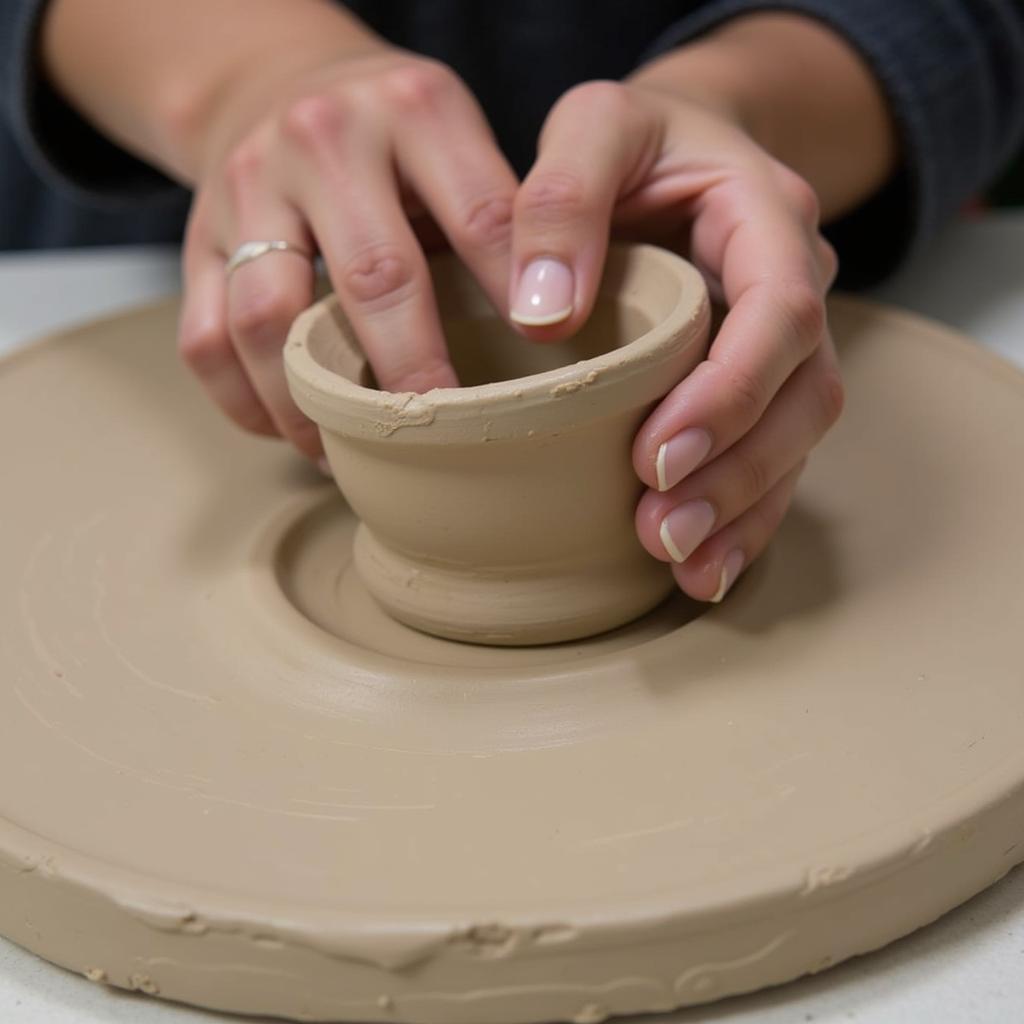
left=225, top=240, right=312, bottom=276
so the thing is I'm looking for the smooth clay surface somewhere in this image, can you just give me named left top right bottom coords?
left=285, top=244, right=710, bottom=646
left=1, top=297, right=1024, bottom=1024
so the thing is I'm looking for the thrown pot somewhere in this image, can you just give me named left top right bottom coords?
left=285, top=243, right=710, bottom=645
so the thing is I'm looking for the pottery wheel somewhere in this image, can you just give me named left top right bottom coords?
left=1, top=296, right=1023, bottom=1024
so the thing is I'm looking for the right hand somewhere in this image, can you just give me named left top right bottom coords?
left=177, top=48, right=518, bottom=459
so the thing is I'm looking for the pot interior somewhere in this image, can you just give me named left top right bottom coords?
left=440, top=299, right=655, bottom=387
left=303, top=246, right=683, bottom=392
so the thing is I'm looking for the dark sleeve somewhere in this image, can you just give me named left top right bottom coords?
left=1, top=0, right=185, bottom=208
left=639, top=0, right=1024, bottom=287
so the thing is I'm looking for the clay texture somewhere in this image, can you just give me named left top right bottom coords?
left=1, top=298, right=1024, bottom=1023
left=285, top=244, right=710, bottom=645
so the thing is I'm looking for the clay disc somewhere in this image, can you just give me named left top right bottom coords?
left=1, top=296, right=1023, bottom=1024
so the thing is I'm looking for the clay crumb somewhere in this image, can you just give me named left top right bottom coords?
left=551, top=369, right=600, bottom=398
left=573, top=1003, right=607, bottom=1024
left=128, top=972, right=160, bottom=995
left=376, top=994, right=394, bottom=1011
left=450, top=922, right=518, bottom=958
left=532, top=923, right=578, bottom=945
left=180, top=912, right=207, bottom=935
left=911, top=832, right=933, bottom=856
left=800, top=865, right=851, bottom=895
left=84, top=967, right=107, bottom=984
left=374, top=392, right=436, bottom=436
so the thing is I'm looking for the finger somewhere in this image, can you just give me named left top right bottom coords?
left=226, top=208, right=321, bottom=458
left=178, top=207, right=276, bottom=437
left=635, top=338, right=843, bottom=565
left=633, top=175, right=834, bottom=493
left=282, top=95, right=456, bottom=393
left=509, top=81, right=659, bottom=339
left=817, top=235, right=839, bottom=289
left=671, top=459, right=805, bottom=603
left=386, top=64, right=518, bottom=314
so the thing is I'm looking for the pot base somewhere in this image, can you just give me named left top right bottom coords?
left=270, top=493, right=706, bottom=669
left=2, top=297, right=1024, bottom=1024
left=352, top=523, right=676, bottom=646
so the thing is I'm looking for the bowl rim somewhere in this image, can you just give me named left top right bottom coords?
left=284, top=242, right=709, bottom=442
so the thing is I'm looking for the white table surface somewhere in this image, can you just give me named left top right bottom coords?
left=2, top=215, right=1023, bottom=1023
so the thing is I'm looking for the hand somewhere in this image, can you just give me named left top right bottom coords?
left=507, top=79, right=843, bottom=602
left=178, top=48, right=517, bottom=459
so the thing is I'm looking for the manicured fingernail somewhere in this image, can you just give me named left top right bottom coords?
left=659, top=499, right=716, bottom=563
left=656, top=428, right=713, bottom=491
left=510, top=258, right=574, bottom=326
left=711, top=549, right=745, bottom=602
left=317, top=456, right=332, bottom=477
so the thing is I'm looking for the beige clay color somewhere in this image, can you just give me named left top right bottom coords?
left=1, top=295, right=1024, bottom=1023
left=285, top=245, right=710, bottom=645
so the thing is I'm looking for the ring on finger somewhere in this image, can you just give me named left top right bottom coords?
left=225, top=240, right=313, bottom=277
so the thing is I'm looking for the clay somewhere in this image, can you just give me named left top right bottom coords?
left=285, top=244, right=710, bottom=645
left=2, top=296, right=1024, bottom=1024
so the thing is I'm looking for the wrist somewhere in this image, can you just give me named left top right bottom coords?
left=627, top=24, right=765, bottom=140
left=628, top=13, right=896, bottom=219
left=172, top=11, right=388, bottom=180
left=41, top=0, right=389, bottom=186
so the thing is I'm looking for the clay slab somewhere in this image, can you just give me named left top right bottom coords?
left=1, top=297, right=1023, bottom=1023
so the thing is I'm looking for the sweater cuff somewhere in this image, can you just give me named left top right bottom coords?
left=637, top=0, right=1024, bottom=287
left=3, top=0, right=186, bottom=210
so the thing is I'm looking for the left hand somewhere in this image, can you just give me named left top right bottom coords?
left=507, top=78, right=844, bottom=603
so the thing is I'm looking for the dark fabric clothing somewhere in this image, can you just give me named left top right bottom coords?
left=2, top=1, right=1023, bottom=287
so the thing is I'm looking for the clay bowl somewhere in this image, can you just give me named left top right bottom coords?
left=285, top=243, right=710, bottom=645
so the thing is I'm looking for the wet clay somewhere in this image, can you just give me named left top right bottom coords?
left=285, top=244, right=710, bottom=645
left=2, top=296, right=1024, bottom=1024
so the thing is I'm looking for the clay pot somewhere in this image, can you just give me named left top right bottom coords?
left=285, top=243, right=709, bottom=645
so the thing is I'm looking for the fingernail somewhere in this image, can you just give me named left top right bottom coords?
left=510, top=258, right=574, bottom=326
left=711, top=549, right=745, bottom=602
left=316, top=456, right=332, bottom=477
left=659, top=499, right=716, bottom=563
left=656, top=428, right=713, bottom=491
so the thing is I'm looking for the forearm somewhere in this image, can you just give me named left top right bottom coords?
left=630, top=12, right=897, bottom=221
left=40, top=0, right=383, bottom=184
